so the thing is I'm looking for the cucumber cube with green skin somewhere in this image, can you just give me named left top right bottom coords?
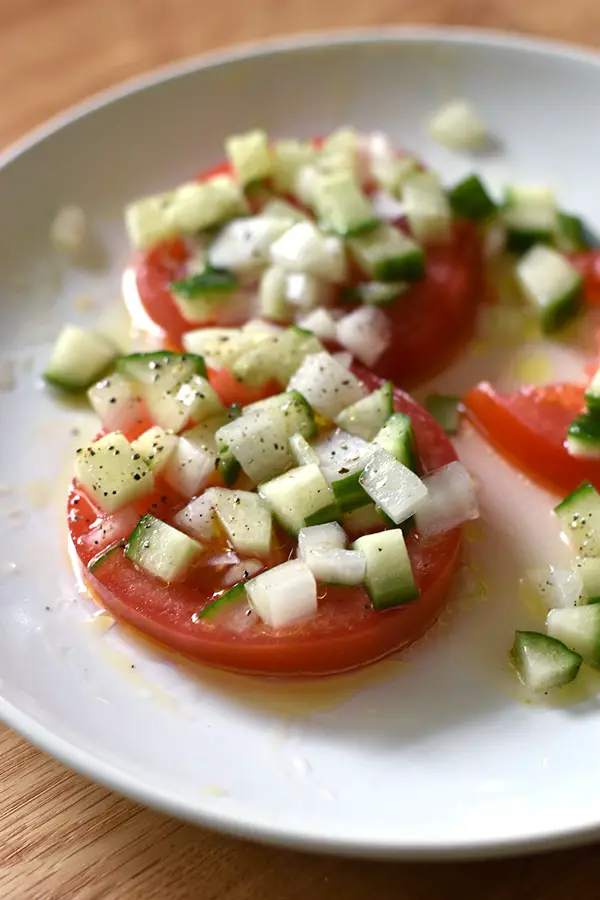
left=424, top=394, right=460, bottom=435
left=146, top=374, right=224, bottom=433
left=555, top=212, right=598, bottom=253
left=566, top=412, right=600, bottom=459
left=448, top=175, right=496, bottom=222
left=516, top=244, right=583, bottom=333
left=225, top=130, right=272, bottom=186
left=199, top=583, right=249, bottom=620
left=131, top=426, right=178, bottom=475
left=125, top=514, right=203, bottom=583
left=546, top=605, right=600, bottom=667
left=209, top=487, right=273, bottom=558
left=576, top=558, right=600, bottom=604
left=510, top=631, right=582, bottom=691
left=342, top=282, right=408, bottom=306
left=169, top=268, right=239, bottom=323
left=373, top=413, right=418, bottom=471
left=75, top=432, right=154, bottom=514
left=403, top=174, right=452, bottom=244
left=312, top=170, right=378, bottom=237
left=352, top=530, right=418, bottom=610
left=584, top=368, right=600, bottom=414
left=335, top=382, right=394, bottom=441
left=271, top=140, right=318, bottom=194
left=115, top=351, right=207, bottom=387
left=259, top=464, right=339, bottom=535
left=554, top=481, right=600, bottom=557
left=348, top=224, right=425, bottom=283
left=503, top=185, right=557, bottom=254
left=44, top=325, right=116, bottom=392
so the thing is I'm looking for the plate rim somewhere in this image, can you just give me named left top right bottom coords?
left=3, top=25, right=600, bottom=859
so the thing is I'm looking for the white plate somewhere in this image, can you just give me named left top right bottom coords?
left=2, top=28, right=600, bottom=860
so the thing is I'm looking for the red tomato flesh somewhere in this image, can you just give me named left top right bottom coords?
left=128, top=149, right=483, bottom=388
left=571, top=251, right=600, bottom=306
left=463, top=380, right=598, bottom=496
left=68, top=371, right=461, bottom=676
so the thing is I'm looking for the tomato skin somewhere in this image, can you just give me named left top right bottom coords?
left=129, top=238, right=190, bottom=345
left=571, top=251, right=600, bottom=305
left=463, top=380, right=597, bottom=496
left=206, top=367, right=279, bottom=407
left=69, top=372, right=462, bottom=676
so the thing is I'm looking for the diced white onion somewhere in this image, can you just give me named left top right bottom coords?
left=336, top=306, right=391, bottom=367
left=164, top=438, right=215, bottom=498
left=269, top=222, right=346, bottom=283
left=332, top=351, right=353, bottom=369
left=414, top=461, right=479, bottom=536
left=427, top=99, right=487, bottom=152
left=208, top=217, right=292, bottom=271
left=359, top=447, right=428, bottom=525
left=526, top=566, right=582, bottom=609
left=79, top=508, right=140, bottom=555
left=174, top=493, right=217, bottom=541
left=50, top=205, right=86, bottom=253
left=297, top=307, right=339, bottom=342
left=245, top=559, right=317, bottom=629
left=301, top=546, right=366, bottom=585
left=285, top=273, right=330, bottom=309
left=370, top=190, right=406, bottom=221
left=288, top=352, right=367, bottom=420
left=205, top=550, right=240, bottom=568
left=223, top=558, right=264, bottom=587
left=298, top=522, right=347, bottom=557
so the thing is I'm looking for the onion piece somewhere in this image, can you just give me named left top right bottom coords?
left=415, top=461, right=479, bottom=537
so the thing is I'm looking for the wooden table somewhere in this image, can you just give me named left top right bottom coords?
left=3, top=1, right=600, bottom=897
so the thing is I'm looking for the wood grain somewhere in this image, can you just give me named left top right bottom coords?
left=3, top=1, right=600, bottom=897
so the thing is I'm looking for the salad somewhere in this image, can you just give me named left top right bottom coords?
left=45, top=107, right=600, bottom=691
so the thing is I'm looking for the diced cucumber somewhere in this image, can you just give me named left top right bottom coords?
left=448, top=175, right=496, bottom=222
left=335, top=382, right=394, bottom=440
left=352, top=530, right=418, bottom=610
left=424, top=394, right=460, bottom=435
left=145, top=373, right=223, bottom=432
left=312, top=429, right=374, bottom=514
left=577, top=558, right=600, bottom=604
left=269, top=222, right=347, bottom=283
left=555, top=212, right=598, bottom=253
left=225, top=129, right=272, bottom=186
left=261, top=199, right=308, bottom=223
left=124, top=177, right=248, bottom=249
left=115, top=351, right=207, bottom=387
left=87, top=373, right=145, bottom=434
left=403, top=173, right=452, bottom=243
left=182, top=327, right=269, bottom=371
left=502, top=185, right=556, bottom=254
left=271, top=140, right=318, bottom=194
left=516, top=244, right=583, bottom=333
left=259, top=464, right=339, bottom=535
left=312, top=169, right=377, bottom=237
left=258, top=266, right=294, bottom=323
left=208, top=487, right=272, bottom=557
left=427, top=99, right=486, bottom=152
left=585, top=368, right=600, bottom=414
left=342, top=503, right=387, bottom=537
left=526, top=565, right=582, bottom=609
left=566, top=412, right=600, bottom=459
left=510, top=631, right=582, bottom=691
left=370, top=151, right=419, bottom=198
left=44, top=325, right=116, bottom=392
left=289, top=433, right=319, bottom=466
left=288, top=352, right=367, bottom=420
left=198, top=583, right=249, bottom=620
left=75, top=431, right=154, bottom=513
left=131, top=426, right=178, bottom=475
left=359, top=448, right=428, bottom=526
left=348, top=224, right=424, bottom=282
left=244, top=391, right=317, bottom=438
left=337, top=306, right=392, bottom=368
left=163, top=436, right=216, bottom=498
left=245, top=559, right=317, bottom=629
left=547, top=605, right=600, bottom=666
left=373, top=412, right=418, bottom=471
left=169, top=268, right=239, bottom=324
left=125, top=514, right=203, bottom=582
left=173, top=493, right=217, bottom=542
left=415, top=461, right=479, bottom=537
left=343, top=281, right=408, bottom=306
left=554, top=482, right=600, bottom=556
left=233, top=326, right=323, bottom=387
left=185, top=413, right=226, bottom=453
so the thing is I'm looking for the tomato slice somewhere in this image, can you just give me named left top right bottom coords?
left=571, top=251, right=600, bottom=305
left=463, top=380, right=597, bottom=495
left=128, top=151, right=483, bottom=388
left=68, top=371, right=462, bottom=676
